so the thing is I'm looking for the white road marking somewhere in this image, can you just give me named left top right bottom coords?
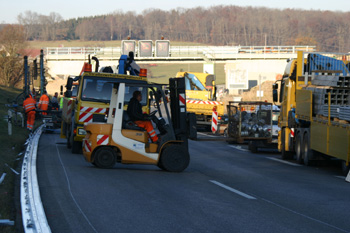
left=259, top=196, right=349, bottom=233
left=209, top=180, right=256, bottom=200
left=197, top=132, right=216, bottom=137
left=228, top=145, right=249, bottom=152
left=266, top=157, right=302, bottom=167
left=56, top=144, right=98, bottom=233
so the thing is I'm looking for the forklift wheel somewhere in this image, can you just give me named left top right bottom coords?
left=159, top=144, right=189, bottom=172
left=94, top=147, right=116, bottom=169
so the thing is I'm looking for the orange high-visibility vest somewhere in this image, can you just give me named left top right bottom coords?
left=38, top=94, right=49, bottom=114
left=23, top=97, right=36, bottom=113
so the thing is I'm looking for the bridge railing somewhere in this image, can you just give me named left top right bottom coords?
left=44, top=45, right=316, bottom=59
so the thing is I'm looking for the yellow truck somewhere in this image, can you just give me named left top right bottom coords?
left=273, top=51, right=350, bottom=174
left=175, top=72, right=225, bottom=130
left=61, top=54, right=148, bottom=153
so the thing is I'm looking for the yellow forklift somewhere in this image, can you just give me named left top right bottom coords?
left=82, top=77, right=197, bottom=172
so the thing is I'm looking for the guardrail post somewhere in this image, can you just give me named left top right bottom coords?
left=8, top=109, right=12, bottom=136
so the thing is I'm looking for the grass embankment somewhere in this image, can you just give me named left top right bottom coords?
left=0, top=86, right=30, bottom=233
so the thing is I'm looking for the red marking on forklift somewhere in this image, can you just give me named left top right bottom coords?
left=179, top=94, right=185, bottom=106
left=84, top=139, right=91, bottom=152
left=97, top=135, right=109, bottom=145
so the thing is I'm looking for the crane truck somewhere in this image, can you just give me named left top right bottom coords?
left=175, top=72, right=225, bottom=130
left=273, top=51, right=350, bottom=174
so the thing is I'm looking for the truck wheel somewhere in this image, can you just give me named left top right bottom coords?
left=66, top=125, right=71, bottom=149
left=281, top=128, right=292, bottom=160
left=341, top=161, right=350, bottom=176
left=71, top=139, right=81, bottom=154
left=302, top=134, right=313, bottom=166
left=295, top=133, right=303, bottom=164
left=159, top=144, right=189, bottom=172
left=94, top=147, right=116, bottom=169
left=248, top=141, right=258, bottom=153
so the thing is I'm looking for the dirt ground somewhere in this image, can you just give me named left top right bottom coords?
left=241, top=81, right=274, bottom=102
left=218, top=80, right=275, bottom=113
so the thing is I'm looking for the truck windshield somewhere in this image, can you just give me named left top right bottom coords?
left=272, top=111, right=280, bottom=125
left=81, top=76, right=148, bottom=106
left=81, top=76, right=114, bottom=102
left=184, top=73, right=206, bottom=91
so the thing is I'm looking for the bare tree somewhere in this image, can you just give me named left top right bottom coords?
left=0, top=25, right=27, bottom=87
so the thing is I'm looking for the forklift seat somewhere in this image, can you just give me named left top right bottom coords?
left=122, top=111, right=145, bottom=131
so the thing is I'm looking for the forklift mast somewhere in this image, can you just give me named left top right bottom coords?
left=169, top=78, right=188, bottom=142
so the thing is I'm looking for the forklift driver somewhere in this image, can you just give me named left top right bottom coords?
left=127, top=90, right=159, bottom=143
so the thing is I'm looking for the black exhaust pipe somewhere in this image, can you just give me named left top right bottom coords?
left=92, top=56, right=99, bottom=72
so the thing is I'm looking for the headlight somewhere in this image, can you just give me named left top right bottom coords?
left=78, top=128, right=87, bottom=135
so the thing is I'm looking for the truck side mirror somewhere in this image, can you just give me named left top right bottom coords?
left=273, top=89, right=278, bottom=103
left=66, top=77, right=73, bottom=91
left=272, top=83, right=278, bottom=90
left=60, top=85, right=63, bottom=96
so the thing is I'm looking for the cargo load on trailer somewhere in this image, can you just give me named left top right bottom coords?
left=226, top=101, right=275, bottom=152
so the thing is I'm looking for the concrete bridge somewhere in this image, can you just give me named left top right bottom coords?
left=44, top=45, right=315, bottom=94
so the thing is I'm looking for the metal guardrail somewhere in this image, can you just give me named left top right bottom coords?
left=44, top=45, right=316, bottom=59
left=20, top=124, right=51, bottom=233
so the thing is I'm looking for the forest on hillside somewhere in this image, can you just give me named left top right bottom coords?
left=2, top=5, right=350, bottom=52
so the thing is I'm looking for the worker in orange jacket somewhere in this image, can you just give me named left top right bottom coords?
left=23, top=95, right=36, bottom=132
left=38, top=90, right=50, bottom=115
left=127, top=90, right=159, bottom=143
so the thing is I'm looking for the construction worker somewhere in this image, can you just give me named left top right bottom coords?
left=127, top=90, right=159, bottom=143
left=51, top=92, right=59, bottom=110
left=23, top=95, right=36, bottom=132
left=38, top=90, right=50, bottom=115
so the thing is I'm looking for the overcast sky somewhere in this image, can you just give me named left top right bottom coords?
left=1, top=0, right=349, bottom=24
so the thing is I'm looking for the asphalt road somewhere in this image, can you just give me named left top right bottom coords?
left=37, top=131, right=350, bottom=233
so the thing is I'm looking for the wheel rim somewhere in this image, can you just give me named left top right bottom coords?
left=95, top=148, right=116, bottom=168
left=99, top=153, right=114, bottom=166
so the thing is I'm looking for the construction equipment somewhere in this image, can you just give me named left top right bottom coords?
left=226, top=101, right=274, bottom=152
left=61, top=53, right=147, bottom=153
left=273, top=51, right=350, bottom=174
left=176, top=72, right=225, bottom=130
left=82, top=77, right=196, bottom=172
